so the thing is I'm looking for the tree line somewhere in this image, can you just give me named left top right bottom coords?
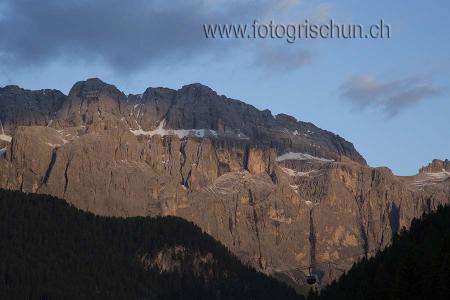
left=309, top=204, right=450, bottom=300
left=0, top=189, right=302, bottom=300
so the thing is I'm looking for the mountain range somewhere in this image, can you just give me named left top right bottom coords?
left=0, top=78, right=449, bottom=290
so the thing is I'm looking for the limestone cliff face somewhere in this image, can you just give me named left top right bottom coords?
left=0, top=78, right=448, bottom=289
left=0, top=85, right=65, bottom=130
left=419, top=159, right=450, bottom=173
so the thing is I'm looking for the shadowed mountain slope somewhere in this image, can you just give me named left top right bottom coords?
left=311, top=204, right=450, bottom=300
left=0, top=189, right=302, bottom=300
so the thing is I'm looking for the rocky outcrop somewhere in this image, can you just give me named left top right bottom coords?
left=0, top=78, right=448, bottom=290
left=139, top=245, right=215, bottom=279
left=419, top=159, right=450, bottom=173
left=0, top=85, right=65, bottom=130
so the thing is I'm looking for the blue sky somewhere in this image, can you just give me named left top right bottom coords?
left=0, top=0, right=449, bottom=175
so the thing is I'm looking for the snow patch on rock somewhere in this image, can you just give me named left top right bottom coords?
left=0, top=134, right=11, bottom=143
left=425, top=170, right=450, bottom=179
left=289, top=184, right=300, bottom=194
left=281, top=167, right=313, bottom=177
left=131, top=119, right=248, bottom=140
left=415, top=169, right=450, bottom=186
left=0, top=120, right=11, bottom=142
left=276, top=152, right=333, bottom=162
left=46, top=143, right=62, bottom=148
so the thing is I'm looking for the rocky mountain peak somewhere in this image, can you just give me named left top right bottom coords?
left=68, top=78, right=125, bottom=99
left=179, top=83, right=217, bottom=95
left=275, top=113, right=298, bottom=126
left=0, top=85, right=66, bottom=130
left=140, top=87, right=176, bottom=101
left=174, top=83, right=221, bottom=107
left=1, top=85, right=22, bottom=92
left=419, top=159, right=450, bottom=174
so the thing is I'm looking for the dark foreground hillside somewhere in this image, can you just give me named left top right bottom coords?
left=0, top=189, right=302, bottom=300
left=310, top=204, right=450, bottom=300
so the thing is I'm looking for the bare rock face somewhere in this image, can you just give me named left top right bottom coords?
left=410, top=159, right=450, bottom=190
left=139, top=245, right=215, bottom=279
left=419, top=159, right=450, bottom=173
left=0, top=78, right=448, bottom=290
left=0, top=85, right=65, bottom=130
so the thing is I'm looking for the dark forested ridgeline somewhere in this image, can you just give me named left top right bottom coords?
left=0, top=189, right=302, bottom=300
left=309, top=205, right=450, bottom=300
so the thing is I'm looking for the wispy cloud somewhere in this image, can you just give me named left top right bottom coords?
left=253, top=46, right=314, bottom=73
left=340, top=75, right=442, bottom=118
left=274, top=0, right=303, bottom=11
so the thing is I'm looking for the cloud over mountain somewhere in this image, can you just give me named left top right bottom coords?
left=0, top=0, right=308, bottom=73
left=340, top=75, right=442, bottom=118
